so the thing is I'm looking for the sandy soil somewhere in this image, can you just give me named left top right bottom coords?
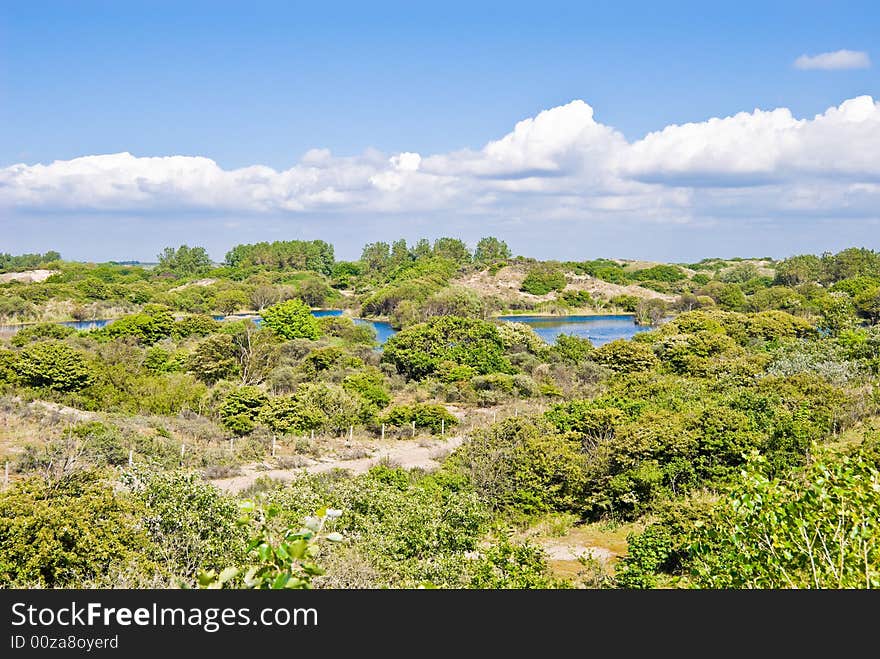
left=0, top=269, right=58, bottom=283
left=210, top=435, right=464, bottom=493
left=168, top=278, right=217, bottom=292
left=453, top=265, right=672, bottom=305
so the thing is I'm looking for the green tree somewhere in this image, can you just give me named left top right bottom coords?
left=854, top=287, right=880, bottom=324
left=432, top=237, right=472, bottom=264
left=635, top=299, right=667, bottom=326
left=220, top=386, right=269, bottom=435
left=157, top=245, right=213, bottom=277
left=214, top=289, right=249, bottom=314
left=361, top=242, right=391, bottom=273
left=188, top=334, right=240, bottom=383
left=261, top=299, right=320, bottom=340
left=474, top=236, right=511, bottom=264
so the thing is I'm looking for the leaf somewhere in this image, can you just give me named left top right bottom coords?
left=257, top=542, right=272, bottom=562
left=325, top=532, right=344, bottom=543
left=196, top=570, right=216, bottom=587
left=290, top=539, right=308, bottom=559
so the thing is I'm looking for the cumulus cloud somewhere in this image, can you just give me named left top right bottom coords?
left=794, top=49, right=871, bottom=70
left=619, top=96, right=880, bottom=185
left=1, top=95, right=879, bottom=230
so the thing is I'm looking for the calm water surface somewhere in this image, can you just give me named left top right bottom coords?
left=497, top=314, right=649, bottom=346
left=1, top=312, right=646, bottom=347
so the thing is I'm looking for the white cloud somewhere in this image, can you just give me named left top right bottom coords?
left=1, top=95, right=879, bottom=231
left=619, top=96, right=880, bottom=185
left=794, top=49, right=871, bottom=70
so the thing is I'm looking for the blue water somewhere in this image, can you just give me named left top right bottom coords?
left=1, top=312, right=646, bottom=348
left=498, top=314, right=649, bottom=347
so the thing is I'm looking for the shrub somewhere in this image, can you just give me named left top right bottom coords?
left=220, top=386, right=269, bottom=435
left=592, top=339, right=659, bottom=373
left=382, top=316, right=514, bottom=380
left=0, top=475, right=156, bottom=587
left=17, top=341, right=94, bottom=391
left=446, top=417, right=588, bottom=515
left=520, top=266, right=567, bottom=295
left=380, top=403, right=458, bottom=434
left=261, top=299, right=320, bottom=340
left=172, top=314, right=222, bottom=338
left=10, top=322, right=75, bottom=347
left=104, top=307, right=174, bottom=345
left=187, top=334, right=239, bottom=383
left=124, top=469, right=247, bottom=577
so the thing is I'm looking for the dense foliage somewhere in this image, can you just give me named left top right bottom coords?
left=1, top=242, right=878, bottom=590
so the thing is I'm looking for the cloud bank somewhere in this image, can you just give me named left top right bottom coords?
left=2, top=96, right=879, bottom=232
left=794, top=50, right=871, bottom=70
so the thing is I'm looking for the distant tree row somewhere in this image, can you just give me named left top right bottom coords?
left=223, top=240, right=335, bottom=275
left=0, top=250, right=61, bottom=273
left=359, top=236, right=511, bottom=275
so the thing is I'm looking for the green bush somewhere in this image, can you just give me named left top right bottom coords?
left=10, top=322, right=75, bottom=347
left=261, top=299, right=320, bottom=340
left=0, top=475, right=156, bottom=587
left=446, top=417, right=588, bottom=515
left=592, top=339, right=659, bottom=373
left=124, top=469, right=247, bottom=577
left=382, top=316, right=514, bottom=380
left=104, top=308, right=174, bottom=345
left=17, top=341, right=94, bottom=391
left=380, top=403, right=458, bottom=434
left=520, top=266, right=567, bottom=295
left=220, top=386, right=269, bottom=435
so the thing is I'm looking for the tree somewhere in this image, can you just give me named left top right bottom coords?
left=157, top=245, right=213, bottom=277
left=381, top=316, right=515, bottom=380
left=854, top=287, right=880, bottom=324
left=17, top=342, right=94, bottom=391
left=775, top=254, right=823, bottom=286
left=411, top=238, right=432, bottom=260
left=188, top=334, right=240, bottom=383
left=214, top=289, right=249, bottom=315
left=635, top=299, right=667, bottom=326
left=220, top=386, right=269, bottom=435
left=231, top=323, right=280, bottom=385
left=250, top=284, right=280, bottom=311
left=104, top=307, right=174, bottom=345
left=261, top=299, right=320, bottom=340
left=297, top=278, right=333, bottom=307
left=432, top=237, right=472, bottom=264
left=474, top=237, right=512, bottom=264
left=390, top=239, right=412, bottom=270
left=224, top=240, right=334, bottom=274
left=360, top=242, right=391, bottom=273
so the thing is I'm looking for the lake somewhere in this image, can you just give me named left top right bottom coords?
left=497, top=314, right=650, bottom=347
left=0, top=311, right=645, bottom=347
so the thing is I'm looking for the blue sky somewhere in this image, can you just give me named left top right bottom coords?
left=1, top=1, right=879, bottom=262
